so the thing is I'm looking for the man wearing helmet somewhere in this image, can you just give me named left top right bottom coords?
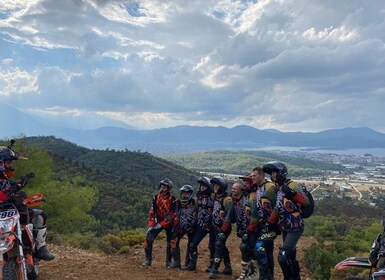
left=231, top=180, right=257, bottom=280
left=143, top=178, right=177, bottom=268
left=263, top=162, right=311, bottom=280
left=0, top=145, right=55, bottom=261
left=208, top=176, right=233, bottom=279
left=169, top=185, right=197, bottom=269
left=185, top=176, right=214, bottom=271
left=251, top=166, right=278, bottom=280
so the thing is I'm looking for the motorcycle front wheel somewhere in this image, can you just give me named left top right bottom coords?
left=2, top=259, right=17, bottom=280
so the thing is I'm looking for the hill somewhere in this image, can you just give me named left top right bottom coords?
left=161, top=150, right=344, bottom=176
left=3, top=136, right=200, bottom=233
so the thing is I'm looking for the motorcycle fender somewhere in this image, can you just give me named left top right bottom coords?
left=3, top=246, right=19, bottom=260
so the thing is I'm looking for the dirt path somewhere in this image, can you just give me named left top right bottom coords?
left=33, top=235, right=315, bottom=280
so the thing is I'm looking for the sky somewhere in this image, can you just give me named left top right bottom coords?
left=1, top=0, right=385, bottom=132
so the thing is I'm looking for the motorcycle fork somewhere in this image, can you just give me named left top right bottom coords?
left=16, top=221, right=28, bottom=280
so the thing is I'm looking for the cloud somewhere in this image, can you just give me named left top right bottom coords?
left=0, top=0, right=385, bottom=132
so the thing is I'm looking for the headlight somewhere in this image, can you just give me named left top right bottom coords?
left=0, top=219, right=15, bottom=234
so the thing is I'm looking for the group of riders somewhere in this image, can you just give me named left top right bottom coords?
left=142, top=162, right=312, bottom=280
left=0, top=143, right=55, bottom=262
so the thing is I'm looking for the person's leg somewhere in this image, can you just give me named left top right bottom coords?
left=143, top=227, right=163, bottom=266
left=170, top=231, right=182, bottom=269
left=32, top=209, right=55, bottom=261
left=237, top=236, right=251, bottom=280
left=206, top=228, right=216, bottom=272
left=187, top=226, right=208, bottom=271
left=278, top=231, right=302, bottom=280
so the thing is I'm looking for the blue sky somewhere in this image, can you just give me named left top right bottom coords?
left=1, top=0, right=385, bottom=132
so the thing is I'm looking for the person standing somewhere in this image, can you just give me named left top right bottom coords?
left=185, top=177, right=214, bottom=271
left=169, top=185, right=197, bottom=269
left=143, top=178, right=177, bottom=268
left=209, top=176, right=233, bottom=279
left=251, top=167, right=278, bottom=280
left=231, top=180, right=259, bottom=280
left=263, top=162, right=310, bottom=280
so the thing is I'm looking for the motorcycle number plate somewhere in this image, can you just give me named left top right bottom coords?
left=0, top=210, right=17, bottom=219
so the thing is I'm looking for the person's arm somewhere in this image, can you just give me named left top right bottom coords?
left=248, top=193, right=259, bottom=232
left=220, top=196, right=233, bottom=233
left=148, top=195, right=157, bottom=227
left=160, top=196, right=177, bottom=228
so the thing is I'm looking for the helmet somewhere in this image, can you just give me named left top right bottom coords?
left=210, top=176, right=227, bottom=193
left=159, top=178, right=173, bottom=189
left=180, top=185, right=194, bottom=204
left=159, top=178, right=173, bottom=197
left=262, top=161, right=288, bottom=185
left=0, top=146, right=20, bottom=161
left=197, top=176, right=212, bottom=194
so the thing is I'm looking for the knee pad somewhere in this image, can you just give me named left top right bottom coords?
left=255, top=240, right=268, bottom=265
left=240, top=240, right=249, bottom=255
left=278, top=247, right=297, bottom=275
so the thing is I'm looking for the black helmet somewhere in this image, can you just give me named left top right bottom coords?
left=159, top=178, right=173, bottom=189
left=197, top=176, right=212, bottom=193
left=210, top=176, right=227, bottom=193
left=180, top=185, right=194, bottom=204
left=0, top=146, right=21, bottom=161
left=263, top=161, right=288, bottom=185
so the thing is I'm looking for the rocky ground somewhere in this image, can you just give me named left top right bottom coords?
left=28, top=235, right=316, bottom=280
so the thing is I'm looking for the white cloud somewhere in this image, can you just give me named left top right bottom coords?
left=1, top=0, right=385, bottom=132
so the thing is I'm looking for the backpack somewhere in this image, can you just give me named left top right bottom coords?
left=299, top=184, right=314, bottom=218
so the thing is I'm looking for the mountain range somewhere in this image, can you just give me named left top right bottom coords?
left=2, top=103, right=385, bottom=154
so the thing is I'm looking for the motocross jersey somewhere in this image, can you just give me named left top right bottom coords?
left=268, top=180, right=310, bottom=232
left=174, top=198, right=197, bottom=232
left=255, top=181, right=277, bottom=225
left=196, top=192, right=214, bottom=231
left=148, top=194, right=177, bottom=229
left=212, top=193, right=232, bottom=233
left=232, top=194, right=249, bottom=237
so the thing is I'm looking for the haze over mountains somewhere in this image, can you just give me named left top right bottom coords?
left=2, top=103, right=385, bottom=154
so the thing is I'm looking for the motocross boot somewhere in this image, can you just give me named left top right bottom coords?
left=221, top=250, right=232, bottom=275
left=186, top=251, right=198, bottom=271
left=166, top=245, right=172, bottom=268
left=169, top=247, right=181, bottom=269
left=142, top=246, right=152, bottom=267
left=205, top=258, right=215, bottom=272
left=236, top=261, right=250, bottom=280
left=209, top=259, right=221, bottom=279
left=36, top=227, right=55, bottom=261
left=183, top=249, right=190, bottom=269
left=246, top=260, right=260, bottom=280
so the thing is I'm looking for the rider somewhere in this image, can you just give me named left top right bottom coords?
left=0, top=145, right=55, bottom=261
left=369, top=219, right=385, bottom=269
left=169, top=185, right=197, bottom=269
left=264, top=161, right=310, bottom=280
left=231, top=180, right=258, bottom=280
left=252, top=166, right=278, bottom=280
left=209, top=176, right=233, bottom=279
left=185, top=176, right=214, bottom=271
left=143, top=178, right=177, bottom=268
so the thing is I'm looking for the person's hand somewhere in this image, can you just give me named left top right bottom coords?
left=242, top=233, right=248, bottom=241
left=153, top=223, right=162, bottom=230
left=262, top=222, right=273, bottom=233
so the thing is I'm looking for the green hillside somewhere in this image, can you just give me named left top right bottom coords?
left=2, top=136, right=200, bottom=234
left=161, top=150, right=344, bottom=176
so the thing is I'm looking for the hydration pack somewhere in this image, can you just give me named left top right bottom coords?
left=299, top=184, right=314, bottom=218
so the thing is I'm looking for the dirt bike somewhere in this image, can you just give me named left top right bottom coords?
left=335, top=252, right=385, bottom=280
left=0, top=172, right=46, bottom=280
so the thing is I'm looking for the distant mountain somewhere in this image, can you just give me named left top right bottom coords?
left=3, top=103, right=385, bottom=154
